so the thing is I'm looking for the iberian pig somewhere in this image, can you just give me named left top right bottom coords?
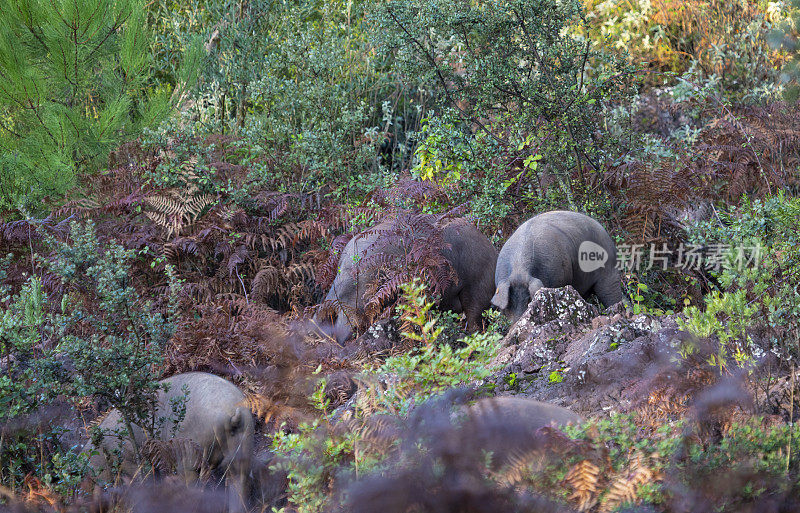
left=467, top=396, right=582, bottom=429
left=465, top=396, right=582, bottom=470
left=492, top=210, right=624, bottom=322
left=85, top=372, right=254, bottom=512
left=314, top=217, right=497, bottom=343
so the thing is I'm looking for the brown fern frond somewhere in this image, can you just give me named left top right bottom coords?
left=143, top=158, right=219, bottom=239
left=252, top=265, right=284, bottom=301
left=245, top=393, right=314, bottom=430
left=358, top=252, right=400, bottom=275
left=164, top=299, right=287, bottom=375
left=0, top=219, right=37, bottom=245
left=246, top=394, right=281, bottom=425
left=564, top=459, right=602, bottom=512
left=348, top=414, right=401, bottom=454
left=316, top=234, right=352, bottom=288
left=224, top=245, right=251, bottom=276
left=365, top=272, right=412, bottom=321
left=493, top=447, right=547, bottom=484
left=143, top=438, right=208, bottom=479
left=599, top=454, right=659, bottom=513
left=370, top=178, right=450, bottom=209
left=286, top=262, right=316, bottom=283
left=272, top=220, right=328, bottom=251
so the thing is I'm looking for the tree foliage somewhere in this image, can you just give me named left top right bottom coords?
left=0, top=220, right=180, bottom=490
left=371, top=0, right=634, bottom=206
left=0, top=0, right=201, bottom=211
left=769, top=0, right=800, bottom=101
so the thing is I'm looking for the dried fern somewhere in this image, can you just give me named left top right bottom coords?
left=142, top=438, right=209, bottom=481
left=599, top=454, right=659, bottom=513
left=564, top=459, right=602, bottom=512
left=245, top=393, right=312, bottom=428
left=144, top=157, right=217, bottom=239
left=493, top=446, right=548, bottom=485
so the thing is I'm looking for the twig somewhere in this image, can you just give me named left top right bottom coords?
left=237, top=271, right=249, bottom=304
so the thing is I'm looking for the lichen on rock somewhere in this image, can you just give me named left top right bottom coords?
left=488, top=285, right=683, bottom=417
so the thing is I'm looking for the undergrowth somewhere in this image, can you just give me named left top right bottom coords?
left=1, top=0, right=800, bottom=510
left=270, top=280, right=501, bottom=512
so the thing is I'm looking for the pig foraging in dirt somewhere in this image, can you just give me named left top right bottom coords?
left=85, top=372, right=254, bottom=512
left=314, top=217, right=498, bottom=343
left=492, top=210, right=624, bottom=322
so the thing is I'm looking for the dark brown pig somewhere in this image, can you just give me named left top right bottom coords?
left=85, top=372, right=254, bottom=512
left=492, top=210, right=624, bottom=322
left=314, top=217, right=498, bottom=343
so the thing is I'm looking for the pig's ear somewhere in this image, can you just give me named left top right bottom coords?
left=229, top=407, right=244, bottom=433
left=491, top=281, right=510, bottom=311
left=527, top=278, right=544, bottom=300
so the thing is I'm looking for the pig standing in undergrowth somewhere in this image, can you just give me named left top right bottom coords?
left=492, top=210, right=624, bottom=322
left=314, top=217, right=498, bottom=343
left=467, top=396, right=582, bottom=430
left=84, top=372, right=254, bottom=512
left=465, top=396, right=583, bottom=470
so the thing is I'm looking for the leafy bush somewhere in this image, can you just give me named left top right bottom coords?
left=585, top=0, right=786, bottom=98
left=681, top=193, right=800, bottom=370
left=151, top=0, right=427, bottom=197
left=769, top=0, right=800, bottom=100
left=374, top=280, right=501, bottom=410
left=404, top=115, right=513, bottom=232
left=552, top=414, right=800, bottom=511
left=271, top=279, right=501, bottom=512
left=269, top=389, right=361, bottom=513
left=371, top=0, right=633, bottom=208
left=245, top=0, right=423, bottom=194
left=678, top=289, right=759, bottom=369
left=0, top=220, right=180, bottom=490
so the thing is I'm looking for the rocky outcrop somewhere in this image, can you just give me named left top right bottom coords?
left=488, top=286, right=681, bottom=417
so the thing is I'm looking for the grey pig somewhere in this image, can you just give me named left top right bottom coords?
left=467, top=396, right=583, bottom=428
left=492, top=210, right=624, bottom=322
left=85, top=372, right=254, bottom=512
left=465, top=396, right=582, bottom=470
left=314, top=217, right=498, bottom=343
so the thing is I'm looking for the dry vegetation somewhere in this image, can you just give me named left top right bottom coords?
left=1, top=0, right=800, bottom=510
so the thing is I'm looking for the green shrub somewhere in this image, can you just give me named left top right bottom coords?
left=371, top=0, right=633, bottom=208
left=269, top=391, right=363, bottom=513
left=585, top=0, right=786, bottom=99
left=769, top=0, right=800, bottom=101
left=545, top=414, right=800, bottom=509
left=0, top=220, right=180, bottom=490
left=373, top=279, right=501, bottom=413
left=151, top=0, right=427, bottom=197
left=404, top=115, right=512, bottom=230
left=270, top=279, right=502, bottom=511
left=678, top=289, right=759, bottom=369
left=244, top=0, right=422, bottom=194
left=624, top=274, right=680, bottom=316
left=148, top=0, right=278, bottom=132
left=682, top=193, right=800, bottom=369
